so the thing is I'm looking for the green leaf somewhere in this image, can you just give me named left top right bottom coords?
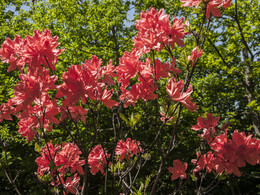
left=34, top=142, right=41, bottom=153
left=120, top=113, right=129, bottom=125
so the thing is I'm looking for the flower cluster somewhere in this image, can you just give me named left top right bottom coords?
left=88, top=145, right=110, bottom=175
left=0, top=29, right=64, bottom=73
left=35, top=142, right=85, bottom=177
left=56, top=56, right=118, bottom=108
left=0, top=8, right=200, bottom=142
left=133, top=8, right=188, bottom=53
left=115, top=138, right=143, bottom=161
left=88, top=138, right=143, bottom=175
left=117, top=8, right=197, bottom=110
left=35, top=142, right=85, bottom=194
left=191, top=114, right=260, bottom=177
left=180, top=0, right=232, bottom=19
left=0, top=30, right=62, bottom=141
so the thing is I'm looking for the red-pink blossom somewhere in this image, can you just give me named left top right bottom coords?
left=62, top=174, right=81, bottom=195
left=133, top=8, right=171, bottom=53
left=56, top=65, right=87, bottom=106
left=60, top=105, right=88, bottom=123
left=180, top=0, right=232, bottom=19
left=168, top=159, right=187, bottom=180
left=55, top=143, right=85, bottom=175
left=206, top=0, right=222, bottom=19
left=0, top=102, right=14, bottom=122
left=35, top=142, right=61, bottom=177
left=188, top=46, right=203, bottom=66
left=166, top=78, right=198, bottom=112
left=222, top=0, right=232, bottom=8
left=18, top=117, right=37, bottom=142
left=117, top=49, right=142, bottom=87
left=23, top=29, right=64, bottom=72
left=115, top=138, right=142, bottom=162
left=88, top=145, right=110, bottom=175
left=132, top=78, right=158, bottom=102
left=119, top=86, right=138, bottom=108
left=10, top=68, right=57, bottom=110
left=191, top=113, right=220, bottom=131
left=180, top=0, right=201, bottom=8
left=100, top=87, right=118, bottom=109
left=154, top=59, right=171, bottom=80
left=0, top=35, right=26, bottom=72
left=168, top=17, right=186, bottom=48
left=100, top=59, right=117, bottom=85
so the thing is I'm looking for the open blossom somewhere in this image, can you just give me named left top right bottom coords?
left=206, top=0, right=222, bottom=19
left=191, top=113, right=220, bottom=143
left=191, top=113, right=220, bottom=131
left=55, top=143, right=85, bottom=175
left=60, top=105, right=88, bottom=123
left=188, top=46, right=203, bottom=66
left=168, top=159, right=187, bottom=180
left=100, top=87, right=119, bottom=109
left=56, top=64, right=87, bottom=106
left=0, top=35, right=26, bottom=72
left=35, top=142, right=61, bottom=177
left=133, top=8, right=171, bottom=53
left=88, top=145, right=110, bottom=175
left=18, top=117, right=38, bottom=142
left=180, top=0, right=201, bottom=8
left=62, top=174, right=81, bottom=195
left=166, top=78, right=198, bottom=112
left=115, top=138, right=143, bottom=161
left=168, top=17, right=187, bottom=48
left=117, top=49, right=142, bottom=87
left=180, top=0, right=232, bottom=19
left=23, top=29, right=64, bottom=72
left=0, top=102, right=14, bottom=122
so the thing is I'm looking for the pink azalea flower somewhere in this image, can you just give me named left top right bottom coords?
left=23, top=29, right=64, bottom=73
left=0, top=102, right=14, bottom=122
left=88, top=145, right=110, bottom=175
left=55, top=143, right=85, bottom=175
left=35, top=142, right=61, bottom=177
left=133, top=8, right=171, bottom=53
left=168, top=159, right=187, bottom=180
left=62, top=174, right=81, bottom=195
left=191, top=113, right=220, bottom=131
left=166, top=78, right=198, bottom=112
left=180, top=0, right=202, bottom=8
left=188, top=46, right=203, bottom=66
left=115, top=138, right=142, bottom=161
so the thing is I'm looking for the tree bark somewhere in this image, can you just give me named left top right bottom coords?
left=243, top=48, right=260, bottom=135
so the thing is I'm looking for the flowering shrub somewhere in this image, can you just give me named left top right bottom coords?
left=0, top=1, right=259, bottom=194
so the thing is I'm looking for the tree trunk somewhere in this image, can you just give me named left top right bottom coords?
left=243, top=48, right=260, bottom=135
